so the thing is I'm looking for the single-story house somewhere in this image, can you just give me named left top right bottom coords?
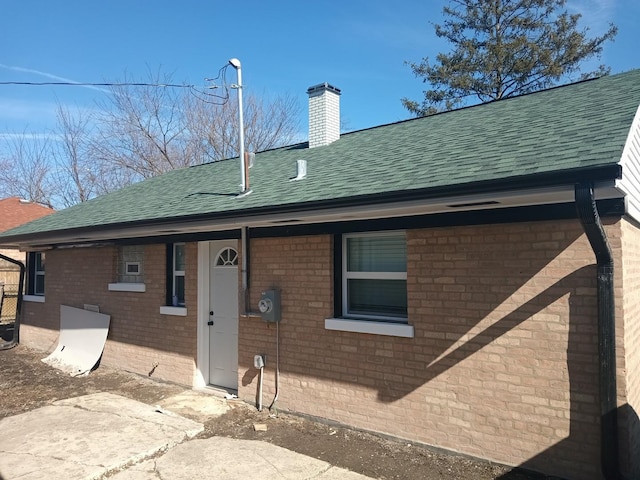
left=0, top=196, right=54, bottom=274
left=1, top=71, right=639, bottom=480
left=0, top=197, right=53, bottom=326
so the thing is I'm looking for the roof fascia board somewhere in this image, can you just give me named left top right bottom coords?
left=5, top=178, right=622, bottom=249
left=14, top=197, right=627, bottom=250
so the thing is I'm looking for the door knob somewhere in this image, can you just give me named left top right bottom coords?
left=209, top=311, right=214, bottom=315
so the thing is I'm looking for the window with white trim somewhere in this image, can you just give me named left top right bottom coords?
left=27, top=251, right=45, bottom=296
left=170, top=243, right=185, bottom=306
left=342, top=231, right=407, bottom=321
left=118, top=245, right=144, bottom=283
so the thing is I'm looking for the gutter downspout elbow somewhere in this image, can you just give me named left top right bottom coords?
left=575, top=183, right=619, bottom=480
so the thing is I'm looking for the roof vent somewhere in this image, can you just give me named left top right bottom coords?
left=290, top=159, right=307, bottom=181
left=447, top=200, right=500, bottom=208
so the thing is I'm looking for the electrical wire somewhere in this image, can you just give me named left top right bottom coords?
left=188, top=85, right=230, bottom=105
left=0, top=61, right=235, bottom=95
left=189, top=63, right=234, bottom=106
left=0, top=81, right=194, bottom=88
left=0, top=61, right=237, bottom=107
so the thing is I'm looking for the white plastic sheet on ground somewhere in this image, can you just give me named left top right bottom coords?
left=42, top=305, right=110, bottom=376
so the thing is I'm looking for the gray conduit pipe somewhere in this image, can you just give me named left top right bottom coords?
left=241, top=226, right=249, bottom=315
left=575, top=183, right=620, bottom=480
left=269, top=320, right=280, bottom=412
left=0, top=253, right=25, bottom=350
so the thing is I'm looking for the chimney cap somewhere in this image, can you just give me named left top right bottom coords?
left=307, top=83, right=341, bottom=96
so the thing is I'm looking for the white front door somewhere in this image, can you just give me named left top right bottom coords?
left=208, top=240, right=239, bottom=389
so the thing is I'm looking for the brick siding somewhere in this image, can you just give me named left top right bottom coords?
left=621, top=218, right=640, bottom=479
left=308, top=85, right=340, bottom=148
left=17, top=215, right=637, bottom=479
left=238, top=220, right=628, bottom=480
left=20, top=243, right=199, bottom=385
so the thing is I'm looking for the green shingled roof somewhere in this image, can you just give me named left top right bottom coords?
left=2, top=69, right=640, bottom=242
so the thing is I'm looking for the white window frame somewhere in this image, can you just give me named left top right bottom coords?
left=24, top=294, right=46, bottom=303
left=342, top=231, right=408, bottom=322
left=108, top=283, right=146, bottom=292
left=325, top=317, right=414, bottom=337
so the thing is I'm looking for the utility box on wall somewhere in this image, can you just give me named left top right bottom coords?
left=258, top=289, right=281, bottom=322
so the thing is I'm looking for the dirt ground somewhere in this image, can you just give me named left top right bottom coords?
left=0, top=342, right=549, bottom=480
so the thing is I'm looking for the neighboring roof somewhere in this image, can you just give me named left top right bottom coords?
left=1, top=70, right=640, bottom=247
left=0, top=197, right=55, bottom=233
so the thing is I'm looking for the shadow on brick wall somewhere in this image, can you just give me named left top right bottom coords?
left=412, top=264, right=638, bottom=479
left=258, top=227, right=621, bottom=477
left=406, top=268, right=603, bottom=478
left=496, top=403, right=640, bottom=480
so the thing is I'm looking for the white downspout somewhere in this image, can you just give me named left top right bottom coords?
left=229, top=58, right=246, bottom=193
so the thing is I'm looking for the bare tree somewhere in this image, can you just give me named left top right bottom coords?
left=49, top=106, right=100, bottom=208
left=0, top=133, right=53, bottom=207
left=91, top=68, right=302, bottom=183
left=90, top=69, right=195, bottom=183
left=2, top=68, right=302, bottom=209
left=185, top=90, right=302, bottom=162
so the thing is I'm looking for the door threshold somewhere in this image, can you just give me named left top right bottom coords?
left=198, top=385, right=238, bottom=398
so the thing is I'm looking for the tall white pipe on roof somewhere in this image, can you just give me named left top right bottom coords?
left=230, top=60, right=250, bottom=315
left=229, top=58, right=246, bottom=192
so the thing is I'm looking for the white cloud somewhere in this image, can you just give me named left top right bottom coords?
left=0, top=96, right=100, bottom=143
left=0, top=132, right=61, bottom=141
left=0, top=97, right=58, bottom=132
left=567, top=0, right=616, bottom=33
left=0, top=63, right=110, bottom=94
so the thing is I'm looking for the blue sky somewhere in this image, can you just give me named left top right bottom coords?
left=0, top=0, right=637, bottom=144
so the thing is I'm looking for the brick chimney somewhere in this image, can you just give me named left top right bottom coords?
left=307, top=83, right=341, bottom=148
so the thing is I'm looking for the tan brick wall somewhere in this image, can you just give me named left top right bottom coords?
left=239, top=235, right=333, bottom=412
left=20, top=243, right=198, bottom=385
left=19, top=301, right=59, bottom=351
left=238, top=221, right=625, bottom=480
left=15, top=216, right=634, bottom=478
left=621, top=218, right=640, bottom=479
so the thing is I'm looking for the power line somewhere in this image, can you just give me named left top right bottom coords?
left=0, top=61, right=237, bottom=106
left=0, top=81, right=195, bottom=88
left=189, top=63, right=234, bottom=105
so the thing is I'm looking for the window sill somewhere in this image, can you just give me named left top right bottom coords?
left=159, top=306, right=187, bottom=316
left=23, top=295, right=45, bottom=303
left=325, top=318, right=414, bottom=338
left=108, top=283, right=146, bottom=292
